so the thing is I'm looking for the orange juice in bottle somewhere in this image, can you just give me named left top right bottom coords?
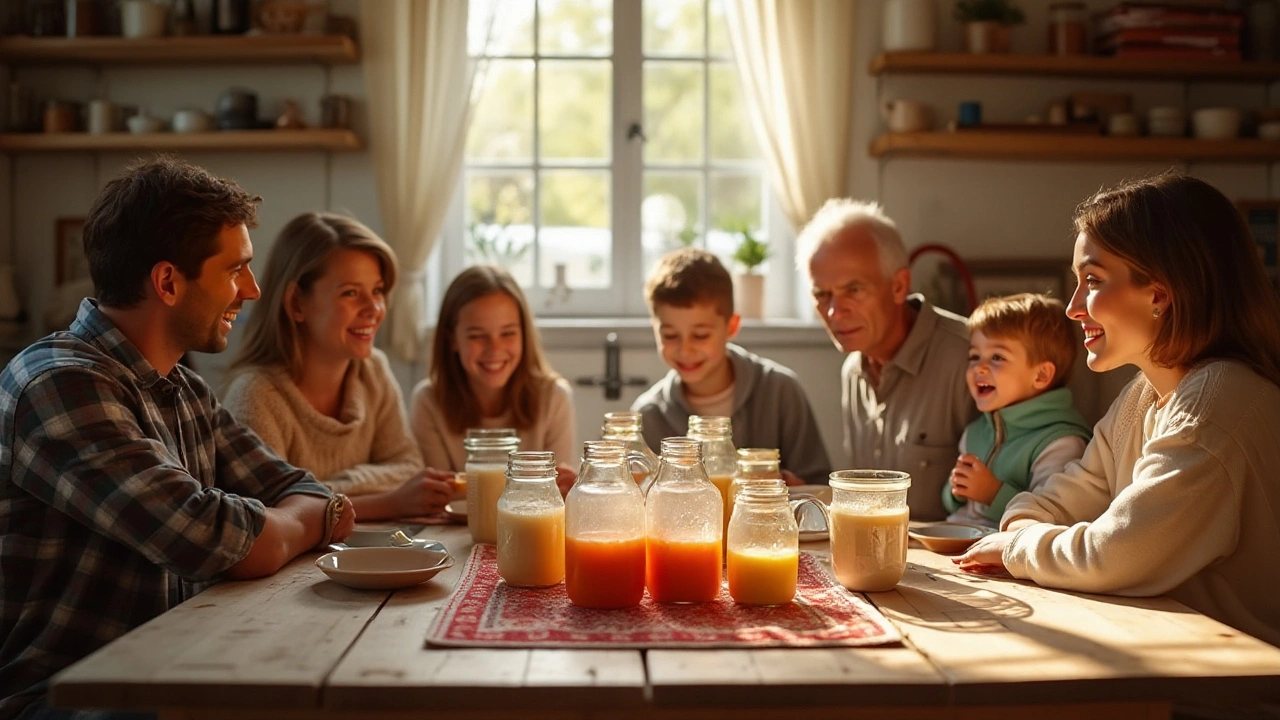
left=496, top=451, right=565, bottom=587
left=565, top=441, right=648, bottom=608
left=726, top=480, right=798, bottom=606
left=645, top=437, right=723, bottom=603
left=688, top=416, right=736, bottom=537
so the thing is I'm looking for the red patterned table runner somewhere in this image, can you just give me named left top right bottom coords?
left=425, top=545, right=902, bottom=648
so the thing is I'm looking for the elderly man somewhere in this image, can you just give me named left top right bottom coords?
left=798, top=199, right=975, bottom=520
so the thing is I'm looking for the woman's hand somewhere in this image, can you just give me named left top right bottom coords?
left=391, top=471, right=453, bottom=516
left=951, top=454, right=1002, bottom=505
left=780, top=469, right=805, bottom=487
left=952, top=530, right=1015, bottom=574
left=555, top=463, right=577, bottom=498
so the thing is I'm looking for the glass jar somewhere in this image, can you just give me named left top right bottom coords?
left=645, top=437, right=722, bottom=603
left=726, top=480, right=798, bottom=606
left=728, top=448, right=782, bottom=526
left=496, top=451, right=565, bottom=587
left=794, top=470, right=912, bottom=592
left=463, top=429, right=520, bottom=544
left=1048, top=2, right=1087, bottom=56
left=565, top=440, right=647, bottom=608
left=687, top=415, right=736, bottom=534
left=601, top=411, right=658, bottom=493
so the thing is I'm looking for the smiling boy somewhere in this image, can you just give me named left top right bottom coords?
left=944, top=293, right=1092, bottom=527
left=630, top=248, right=830, bottom=485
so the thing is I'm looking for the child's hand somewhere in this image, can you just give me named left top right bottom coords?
left=780, top=469, right=805, bottom=487
left=554, top=463, right=577, bottom=498
left=950, top=454, right=1001, bottom=505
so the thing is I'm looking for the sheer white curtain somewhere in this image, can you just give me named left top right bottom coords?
left=723, top=0, right=856, bottom=231
left=360, top=0, right=478, bottom=361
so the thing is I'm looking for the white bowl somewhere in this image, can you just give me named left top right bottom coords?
left=1192, top=107, right=1241, bottom=140
left=126, top=115, right=164, bottom=134
left=315, top=547, right=453, bottom=590
left=908, top=523, right=994, bottom=554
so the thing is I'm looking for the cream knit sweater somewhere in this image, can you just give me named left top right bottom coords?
left=409, top=377, right=577, bottom=472
left=222, top=349, right=424, bottom=495
left=1001, top=360, right=1280, bottom=647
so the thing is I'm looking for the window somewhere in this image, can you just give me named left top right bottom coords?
left=460, top=0, right=770, bottom=316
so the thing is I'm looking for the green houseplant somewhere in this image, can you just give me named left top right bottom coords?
left=729, top=220, right=769, bottom=273
left=727, top=220, right=769, bottom=319
left=953, top=0, right=1024, bottom=54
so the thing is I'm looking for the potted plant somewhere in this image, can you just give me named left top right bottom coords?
left=728, top=219, right=769, bottom=320
left=465, top=220, right=530, bottom=270
left=953, top=0, right=1024, bottom=54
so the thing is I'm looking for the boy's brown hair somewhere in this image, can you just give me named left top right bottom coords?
left=968, top=293, right=1077, bottom=389
left=645, top=248, right=735, bottom=318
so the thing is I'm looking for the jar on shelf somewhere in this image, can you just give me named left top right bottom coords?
left=726, top=479, right=799, bottom=606
left=645, top=437, right=722, bottom=603
left=1048, top=2, right=1087, bottom=56
left=565, top=440, right=647, bottom=608
left=496, top=451, right=565, bottom=588
left=687, top=415, right=735, bottom=535
left=600, top=411, right=658, bottom=493
left=463, top=429, right=520, bottom=544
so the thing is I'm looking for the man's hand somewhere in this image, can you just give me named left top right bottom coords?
left=950, top=454, right=1002, bottom=505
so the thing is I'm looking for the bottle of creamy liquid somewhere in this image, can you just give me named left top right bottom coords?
left=464, top=429, right=520, bottom=544
left=687, top=415, right=736, bottom=536
left=496, top=451, right=565, bottom=587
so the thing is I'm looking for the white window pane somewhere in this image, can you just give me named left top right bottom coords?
left=470, top=0, right=534, bottom=56
left=539, top=60, right=612, bottom=162
left=540, top=170, right=611, bottom=289
left=539, top=0, right=612, bottom=56
left=708, top=0, right=731, bottom=57
left=468, top=60, right=534, bottom=162
left=643, top=61, right=704, bottom=164
left=466, top=171, right=536, bottom=286
left=709, top=63, right=756, bottom=160
left=642, top=172, right=702, bottom=273
left=643, top=0, right=705, bottom=57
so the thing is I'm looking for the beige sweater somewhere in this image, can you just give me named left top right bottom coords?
left=409, top=377, right=577, bottom=472
left=1001, top=360, right=1280, bottom=647
left=222, top=349, right=424, bottom=495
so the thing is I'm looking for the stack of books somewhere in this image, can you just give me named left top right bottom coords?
left=1094, top=2, right=1243, bottom=61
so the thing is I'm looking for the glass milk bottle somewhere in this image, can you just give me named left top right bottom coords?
left=728, top=448, right=782, bottom=526
left=565, top=440, right=647, bottom=608
left=726, top=480, right=799, bottom=606
left=496, top=451, right=565, bottom=587
left=645, top=437, right=722, bottom=603
left=601, top=411, right=658, bottom=494
left=795, top=470, right=912, bottom=593
left=687, top=415, right=736, bottom=535
left=464, top=430, right=520, bottom=544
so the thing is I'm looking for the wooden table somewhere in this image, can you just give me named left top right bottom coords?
left=51, top=524, right=1280, bottom=720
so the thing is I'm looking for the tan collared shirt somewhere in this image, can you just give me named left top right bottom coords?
left=841, top=295, right=976, bottom=520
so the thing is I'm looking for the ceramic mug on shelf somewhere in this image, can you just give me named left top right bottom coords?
left=882, top=0, right=937, bottom=52
left=121, top=0, right=167, bottom=38
left=1191, top=107, right=1241, bottom=140
left=1107, top=112, right=1139, bottom=137
left=172, top=109, right=214, bottom=134
left=86, top=99, right=116, bottom=134
left=881, top=99, right=932, bottom=133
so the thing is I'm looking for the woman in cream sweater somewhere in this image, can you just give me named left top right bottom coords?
left=224, top=212, right=453, bottom=521
left=955, top=174, right=1280, bottom=649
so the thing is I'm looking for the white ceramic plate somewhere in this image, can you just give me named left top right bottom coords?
left=315, top=547, right=454, bottom=590
left=789, top=485, right=831, bottom=542
left=445, top=500, right=467, bottom=524
left=908, top=523, right=995, bottom=554
left=344, top=525, right=421, bottom=548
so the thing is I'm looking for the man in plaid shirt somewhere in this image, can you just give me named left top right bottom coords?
left=0, top=157, right=355, bottom=720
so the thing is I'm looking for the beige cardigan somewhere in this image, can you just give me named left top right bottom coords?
left=409, top=377, right=577, bottom=472
left=1001, top=360, right=1280, bottom=648
left=222, top=349, right=424, bottom=495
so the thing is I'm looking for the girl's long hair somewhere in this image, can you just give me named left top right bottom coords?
left=229, top=211, right=398, bottom=380
left=1074, top=173, right=1280, bottom=387
left=431, top=265, right=559, bottom=433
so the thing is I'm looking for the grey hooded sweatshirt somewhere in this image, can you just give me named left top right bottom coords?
left=630, top=343, right=832, bottom=485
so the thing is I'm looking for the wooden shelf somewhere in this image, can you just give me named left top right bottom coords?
left=870, top=52, right=1280, bottom=81
left=0, top=34, right=358, bottom=65
left=870, top=131, right=1280, bottom=162
left=0, top=129, right=363, bottom=152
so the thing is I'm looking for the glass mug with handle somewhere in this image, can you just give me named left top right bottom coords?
left=790, top=470, right=912, bottom=592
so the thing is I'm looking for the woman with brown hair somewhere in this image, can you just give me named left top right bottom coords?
left=410, top=265, right=577, bottom=491
left=955, top=173, right=1280, bottom=649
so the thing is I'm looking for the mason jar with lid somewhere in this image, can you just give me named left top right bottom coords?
left=726, top=479, right=799, bottom=606
left=1048, top=1, right=1087, bottom=56
left=687, top=415, right=735, bottom=533
left=496, top=451, right=565, bottom=587
left=463, top=429, right=520, bottom=544
left=565, top=440, right=647, bottom=608
left=645, top=437, right=722, bottom=603
left=600, top=411, right=658, bottom=493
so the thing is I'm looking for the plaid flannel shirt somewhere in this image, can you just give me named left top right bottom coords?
left=0, top=299, right=331, bottom=719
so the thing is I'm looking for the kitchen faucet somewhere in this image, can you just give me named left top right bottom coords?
left=576, top=332, right=648, bottom=401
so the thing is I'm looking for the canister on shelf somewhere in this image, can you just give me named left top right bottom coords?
left=1048, top=2, right=1087, bottom=56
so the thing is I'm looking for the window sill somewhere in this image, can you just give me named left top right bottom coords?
left=534, top=317, right=834, bottom=350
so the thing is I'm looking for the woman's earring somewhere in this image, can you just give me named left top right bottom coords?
left=1152, top=307, right=1161, bottom=318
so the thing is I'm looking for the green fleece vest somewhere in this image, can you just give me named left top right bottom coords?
left=942, top=387, right=1091, bottom=522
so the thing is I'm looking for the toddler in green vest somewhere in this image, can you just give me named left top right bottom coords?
left=943, top=293, right=1092, bottom=528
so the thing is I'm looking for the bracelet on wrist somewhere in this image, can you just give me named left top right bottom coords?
left=317, top=493, right=348, bottom=550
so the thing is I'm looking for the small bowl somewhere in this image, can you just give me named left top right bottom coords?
left=126, top=114, right=164, bottom=134
left=444, top=500, right=467, bottom=524
left=1192, top=107, right=1241, bottom=140
left=345, top=525, right=417, bottom=548
left=908, top=523, right=994, bottom=554
left=315, top=547, right=453, bottom=590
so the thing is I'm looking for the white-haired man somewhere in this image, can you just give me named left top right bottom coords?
left=797, top=199, right=975, bottom=519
